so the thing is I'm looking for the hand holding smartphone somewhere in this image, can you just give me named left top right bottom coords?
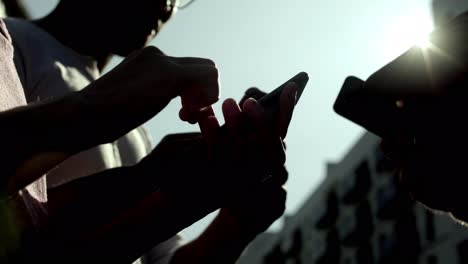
left=218, top=72, right=309, bottom=136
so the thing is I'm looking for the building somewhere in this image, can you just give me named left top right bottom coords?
left=239, top=133, right=468, bottom=264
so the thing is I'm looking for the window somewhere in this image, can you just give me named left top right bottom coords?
left=376, top=185, right=397, bottom=219
left=289, top=229, right=303, bottom=257
left=316, top=190, right=338, bottom=229
left=375, top=147, right=395, bottom=173
left=425, top=211, right=435, bottom=242
left=378, top=233, right=396, bottom=258
left=264, top=245, right=284, bottom=264
left=338, top=160, right=372, bottom=204
left=354, top=161, right=372, bottom=199
left=458, top=240, right=468, bottom=264
left=427, top=255, right=438, bottom=264
left=357, top=243, right=374, bottom=264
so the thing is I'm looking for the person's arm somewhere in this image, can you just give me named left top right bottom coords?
left=167, top=85, right=297, bottom=264
left=0, top=46, right=219, bottom=196
left=167, top=86, right=296, bottom=264
left=169, top=209, right=258, bottom=264
left=169, top=183, right=287, bottom=264
left=41, top=93, right=290, bottom=263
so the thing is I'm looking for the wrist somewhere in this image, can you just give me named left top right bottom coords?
left=217, top=208, right=260, bottom=242
left=173, top=210, right=255, bottom=264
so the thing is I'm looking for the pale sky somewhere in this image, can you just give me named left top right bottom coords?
left=22, top=0, right=434, bottom=240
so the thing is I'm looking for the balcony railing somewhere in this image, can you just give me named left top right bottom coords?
left=337, top=161, right=372, bottom=204
left=316, top=190, right=339, bottom=229
left=338, top=202, right=374, bottom=246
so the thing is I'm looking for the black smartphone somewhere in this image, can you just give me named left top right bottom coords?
left=258, top=71, right=309, bottom=119
left=219, top=72, right=309, bottom=133
left=333, top=74, right=447, bottom=140
left=334, top=11, right=468, bottom=139
left=333, top=76, right=412, bottom=138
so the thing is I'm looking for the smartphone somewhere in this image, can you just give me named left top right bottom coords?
left=333, top=11, right=468, bottom=139
left=258, top=71, right=309, bottom=119
left=333, top=76, right=412, bottom=138
left=333, top=73, right=448, bottom=140
left=219, top=72, right=309, bottom=133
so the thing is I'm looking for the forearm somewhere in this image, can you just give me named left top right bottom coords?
left=64, top=191, right=217, bottom=264
left=0, top=81, right=174, bottom=195
left=0, top=92, right=90, bottom=194
left=47, top=161, right=219, bottom=264
left=170, top=209, right=255, bottom=264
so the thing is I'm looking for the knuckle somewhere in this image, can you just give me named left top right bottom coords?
left=141, top=46, right=167, bottom=61
left=276, top=148, right=286, bottom=165
left=143, top=45, right=160, bottom=55
left=279, top=167, right=289, bottom=184
left=203, top=58, right=216, bottom=67
left=277, top=197, right=286, bottom=213
left=207, top=66, right=220, bottom=80
left=141, top=46, right=157, bottom=56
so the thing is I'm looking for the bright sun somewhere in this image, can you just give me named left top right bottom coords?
left=383, top=11, right=434, bottom=59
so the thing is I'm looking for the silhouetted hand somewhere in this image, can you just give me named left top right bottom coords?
left=78, top=45, right=220, bottom=140
left=2, top=46, right=220, bottom=196
left=43, top=133, right=209, bottom=263
left=239, top=86, right=297, bottom=139
left=167, top=87, right=297, bottom=264
left=1, top=46, right=225, bottom=262
left=150, top=96, right=289, bottom=205
left=198, top=84, right=297, bottom=238
left=41, top=92, right=290, bottom=263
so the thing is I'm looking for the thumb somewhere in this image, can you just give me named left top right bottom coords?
left=127, top=46, right=166, bottom=60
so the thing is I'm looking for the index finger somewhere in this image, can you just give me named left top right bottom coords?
left=179, top=65, right=220, bottom=122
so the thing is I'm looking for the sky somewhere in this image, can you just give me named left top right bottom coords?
left=22, top=0, right=434, bottom=240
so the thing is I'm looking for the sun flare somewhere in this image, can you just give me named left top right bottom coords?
left=384, top=11, right=434, bottom=59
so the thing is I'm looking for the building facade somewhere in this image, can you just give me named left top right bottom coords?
left=239, top=133, right=468, bottom=264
